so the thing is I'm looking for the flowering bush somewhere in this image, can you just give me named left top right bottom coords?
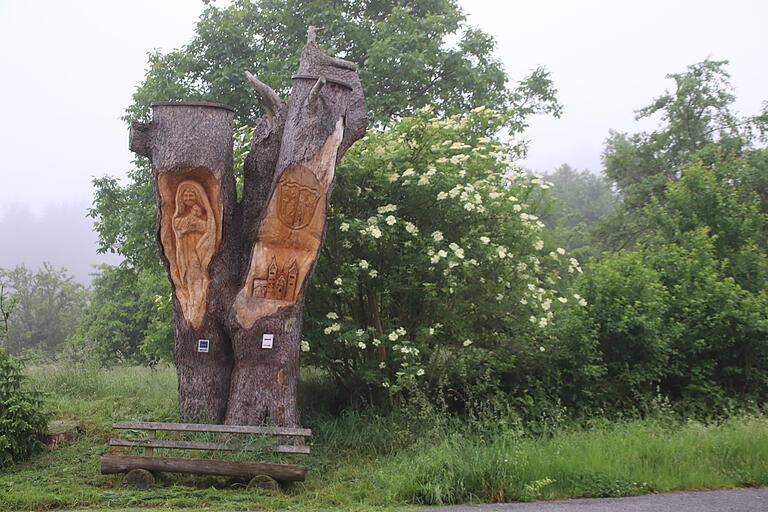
left=303, top=107, right=584, bottom=405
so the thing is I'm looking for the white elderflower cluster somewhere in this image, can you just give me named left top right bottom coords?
left=300, top=340, right=310, bottom=352
left=377, top=204, right=397, bottom=214
left=323, top=323, right=340, bottom=335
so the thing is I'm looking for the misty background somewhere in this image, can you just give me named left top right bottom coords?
left=1, top=0, right=766, bottom=284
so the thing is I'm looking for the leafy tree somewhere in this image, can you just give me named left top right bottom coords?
left=598, top=59, right=767, bottom=253
left=540, top=164, right=618, bottom=258
left=0, top=346, right=48, bottom=469
left=302, top=107, right=582, bottom=406
left=0, top=285, right=49, bottom=469
left=69, top=264, right=171, bottom=364
left=126, top=0, right=560, bottom=130
left=0, top=264, right=89, bottom=357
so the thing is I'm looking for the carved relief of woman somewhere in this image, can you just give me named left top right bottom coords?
left=172, top=180, right=216, bottom=321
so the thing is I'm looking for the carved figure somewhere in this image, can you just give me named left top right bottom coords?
left=172, top=180, right=216, bottom=322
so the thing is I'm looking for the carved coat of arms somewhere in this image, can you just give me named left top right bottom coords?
left=277, top=179, right=320, bottom=230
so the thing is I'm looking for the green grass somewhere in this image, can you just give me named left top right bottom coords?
left=1, top=364, right=767, bottom=511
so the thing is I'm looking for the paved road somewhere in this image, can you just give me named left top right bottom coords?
left=405, top=489, right=768, bottom=512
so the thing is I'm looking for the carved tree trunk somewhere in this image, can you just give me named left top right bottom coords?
left=130, top=28, right=367, bottom=426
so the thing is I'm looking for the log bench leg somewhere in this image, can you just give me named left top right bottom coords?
left=247, top=474, right=279, bottom=491
left=124, top=468, right=155, bottom=489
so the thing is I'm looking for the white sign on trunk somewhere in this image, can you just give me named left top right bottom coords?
left=262, top=333, right=274, bottom=349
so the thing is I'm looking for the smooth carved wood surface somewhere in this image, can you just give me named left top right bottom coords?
left=157, top=170, right=222, bottom=329
left=235, top=119, right=344, bottom=328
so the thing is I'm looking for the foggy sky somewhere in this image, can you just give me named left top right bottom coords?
left=0, top=0, right=765, bottom=284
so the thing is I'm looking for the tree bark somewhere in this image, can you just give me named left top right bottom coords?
left=130, top=28, right=366, bottom=426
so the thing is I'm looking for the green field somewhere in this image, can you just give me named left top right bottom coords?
left=1, top=364, right=767, bottom=511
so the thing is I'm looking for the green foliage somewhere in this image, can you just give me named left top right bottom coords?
left=0, top=347, right=48, bottom=468
left=126, top=0, right=559, bottom=130
left=599, top=59, right=767, bottom=248
left=540, top=164, right=618, bottom=258
left=5, top=364, right=768, bottom=510
left=69, top=264, right=172, bottom=364
left=0, top=263, right=89, bottom=356
left=302, top=106, right=581, bottom=406
left=562, top=230, right=768, bottom=413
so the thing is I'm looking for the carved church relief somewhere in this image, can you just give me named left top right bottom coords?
left=250, top=256, right=299, bottom=301
left=235, top=120, right=345, bottom=328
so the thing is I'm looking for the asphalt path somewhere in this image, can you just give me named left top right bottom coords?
left=405, top=489, right=768, bottom=512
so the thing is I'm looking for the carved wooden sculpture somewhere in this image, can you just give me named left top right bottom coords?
left=130, top=27, right=367, bottom=426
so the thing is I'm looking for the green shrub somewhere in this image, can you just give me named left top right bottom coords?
left=0, top=347, right=48, bottom=468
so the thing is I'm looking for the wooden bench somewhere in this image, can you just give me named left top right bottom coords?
left=100, top=421, right=311, bottom=487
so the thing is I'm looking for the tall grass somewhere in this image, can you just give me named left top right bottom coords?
left=2, top=363, right=766, bottom=511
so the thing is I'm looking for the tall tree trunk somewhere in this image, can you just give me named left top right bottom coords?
left=130, top=27, right=367, bottom=426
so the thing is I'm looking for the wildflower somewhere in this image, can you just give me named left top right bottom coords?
left=323, top=323, right=341, bottom=335
left=377, top=204, right=397, bottom=213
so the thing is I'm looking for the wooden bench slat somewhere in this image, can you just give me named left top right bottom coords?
left=109, top=437, right=311, bottom=455
left=101, top=454, right=307, bottom=481
left=112, top=421, right=311, bottom=437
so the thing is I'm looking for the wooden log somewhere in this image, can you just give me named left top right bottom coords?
left=109, top=437, right=311, bottom=455
left=100, top=455, right=307, bottom=481
left=112, top=421, right=311, bottom=437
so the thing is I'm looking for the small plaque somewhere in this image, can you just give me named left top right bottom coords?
left=197, top=339, right=210, bottom=353
left=262, top=334, right=274, bottom=349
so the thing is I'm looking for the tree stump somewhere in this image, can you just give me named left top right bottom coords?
left=129, top=26, right=366, bottom=426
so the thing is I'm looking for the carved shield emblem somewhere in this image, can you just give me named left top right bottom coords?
left=277, top=180, right=320, bottom=230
